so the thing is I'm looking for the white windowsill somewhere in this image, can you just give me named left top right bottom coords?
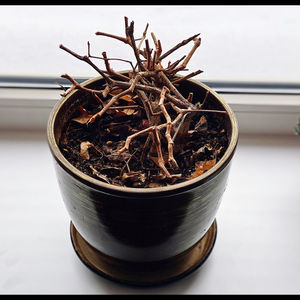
left=1, top=87, right=300, bottom=135
left=0, top=131, right=299, bottom=294
left=1, top=83, right=300, bottom=293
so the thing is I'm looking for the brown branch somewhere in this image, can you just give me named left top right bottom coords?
left=126, top=21, right=147, bottom=72
left=109, top=105, right=142, bottom=110
left=158, top=71, right=187, bottom=102
left=58, top=18, right=224, bottom=182
left=88, top=48, right=135, bottom=73
left=153, top=127, right=171, bottom=178
left=118, top=125, right=158, bottom=154
left=91, top=91, right=105, bottom=106
left=95, top=31, right=129, bottom=45
left=87, top=73, right=143, bottom=123
left=145, top=39, right=152, bottom=70
left=150, top=51, right=157, bottom=71
left=137, top=23, right=149, bottom=51
left=112, top=79, right=195, bottom=109
left=187, top=92, right=193, bottom=103
left=150, top=32, right=162, bottom=64
left=158, top=33, right=200, bottom=61
left=165, top=55, right=186, bottom=72
left=159, top=86, right=179, bottom=170
left=172, top=69, right=203, bottom=84
left=118, top=86, right=181, bottom=176
left=96, top=17, right=147, bottom=59
left=101, top=51, right=130, bottom=81
left=200, top=90, right=209, bottom=108
left=157, top=40, right=162, bottom=60
left=182, top=38, right=201, bottom=67
left=59, top=44, right=112, bottom=85
left=60, top=74, right=104, bottom=96
left=87, top=41, right=133, bottom=80
left=171, top=37, right=201, bottom=73
left=158, top=87, right=171, bottom=123
left=151, top=32, right=158, bottom=49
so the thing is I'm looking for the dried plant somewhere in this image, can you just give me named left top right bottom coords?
left=58, top=17, right=228, bottom=187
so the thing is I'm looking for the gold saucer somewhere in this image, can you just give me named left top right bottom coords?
left=70, top=219, right=217, bottom=286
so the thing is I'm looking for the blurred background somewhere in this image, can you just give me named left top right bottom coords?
left=1, top=5, right=300, bottom=83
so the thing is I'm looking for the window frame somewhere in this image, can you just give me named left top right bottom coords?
left=0, top=76, right=300, bottom=135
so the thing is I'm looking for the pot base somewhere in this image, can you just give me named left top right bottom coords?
left=70, top=220, right=217, bottom=286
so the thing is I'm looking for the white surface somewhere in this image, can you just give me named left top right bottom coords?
left=1, top=87, right=300, bottom=135
left=0, top=131, right=300, bottom=294
left=1, top=5, right=300, bottom=83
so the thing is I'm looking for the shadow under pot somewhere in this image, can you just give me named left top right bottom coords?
left=47, top=74, right=238, bottom=286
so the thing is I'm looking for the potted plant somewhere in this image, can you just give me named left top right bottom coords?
left=47, top=17, right=238, bottom=286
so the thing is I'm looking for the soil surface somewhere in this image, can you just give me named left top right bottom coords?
left=59, top=91, right=228, bottom=188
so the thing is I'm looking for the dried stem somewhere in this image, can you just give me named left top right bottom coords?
left=59, top=17, right=227, bottom=178
left=172, top=69, right=203, bottom=84
left=170, top=37, right=201, bottom=73
left=137, top=23, right=149, bottom=50
left=126, top=21, right=146, bottom=72
left=59, top=44, right=112, bottom=85
left=153, top=126, right=171, bottom=178
left=158, top=33, right=200, bottom=61
left=88, top=74, right=143, bottom=123
left=60, top=74, right=103, bottom=97
left=101, top=51, right=130, bottom=81
left=159, top=86, right=179, bottom=170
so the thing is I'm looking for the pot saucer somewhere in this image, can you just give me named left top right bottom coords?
left=70, top=219, right=217, bottom=287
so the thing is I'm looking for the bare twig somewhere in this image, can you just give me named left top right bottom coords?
left=153, top=126, right=171, bottom=178
left=59, top=44, right=112, bottom=85
left=60, top=74, right=103, bottom=97
left=126, top=21, right=147, bottom=72
left=59, top=18, right=228, bottom=180
left=137, top=23, right=149, bottom=50
left=172, top=69, right=203, bottom=84
left=159, top=86, right=179, bottom=170
left=87, top=73, right=143, bottom=123
left=170, top=37, right=201, bottom=73
left=158, top=33, right=200, bottom=61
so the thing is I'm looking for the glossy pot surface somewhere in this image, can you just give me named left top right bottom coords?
left=47, top=75, right=238, bottom=262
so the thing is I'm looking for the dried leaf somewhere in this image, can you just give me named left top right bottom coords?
left=122, top=108, right=135, bottom=115
left=89, top=165, right=110, bottom=184
left=121, top=171, right=146, bottom=183
left=194, top=144, right=213, bottom=156
left=72, top=106, right=92, bottom=124
left=109, top=89, right=135, bottom=103
left=80, top=141, right=93, bottom=160
left=109, top=88, right=123, bottom=96
left=188, top=159, right=216, bottom=180
left=194, top=115, right=207, bottom=132
left=120, top=95, right=135, bottom=103
left=114, top=108, right=136, bottom=118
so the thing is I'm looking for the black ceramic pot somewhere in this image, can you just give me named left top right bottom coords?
left=47, top=74, right=238, bottom=286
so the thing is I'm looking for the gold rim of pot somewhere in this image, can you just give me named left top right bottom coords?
left=47, top=75, right=238, bottom=195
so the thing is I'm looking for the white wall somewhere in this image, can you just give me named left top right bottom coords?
left=1, top=5, right=300, bottom=83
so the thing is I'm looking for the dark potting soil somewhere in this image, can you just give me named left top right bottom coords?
left=58, top=92, right=228, bottom=188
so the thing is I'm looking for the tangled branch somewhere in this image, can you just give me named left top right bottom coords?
left=59, top=16, right=227, bottom=179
